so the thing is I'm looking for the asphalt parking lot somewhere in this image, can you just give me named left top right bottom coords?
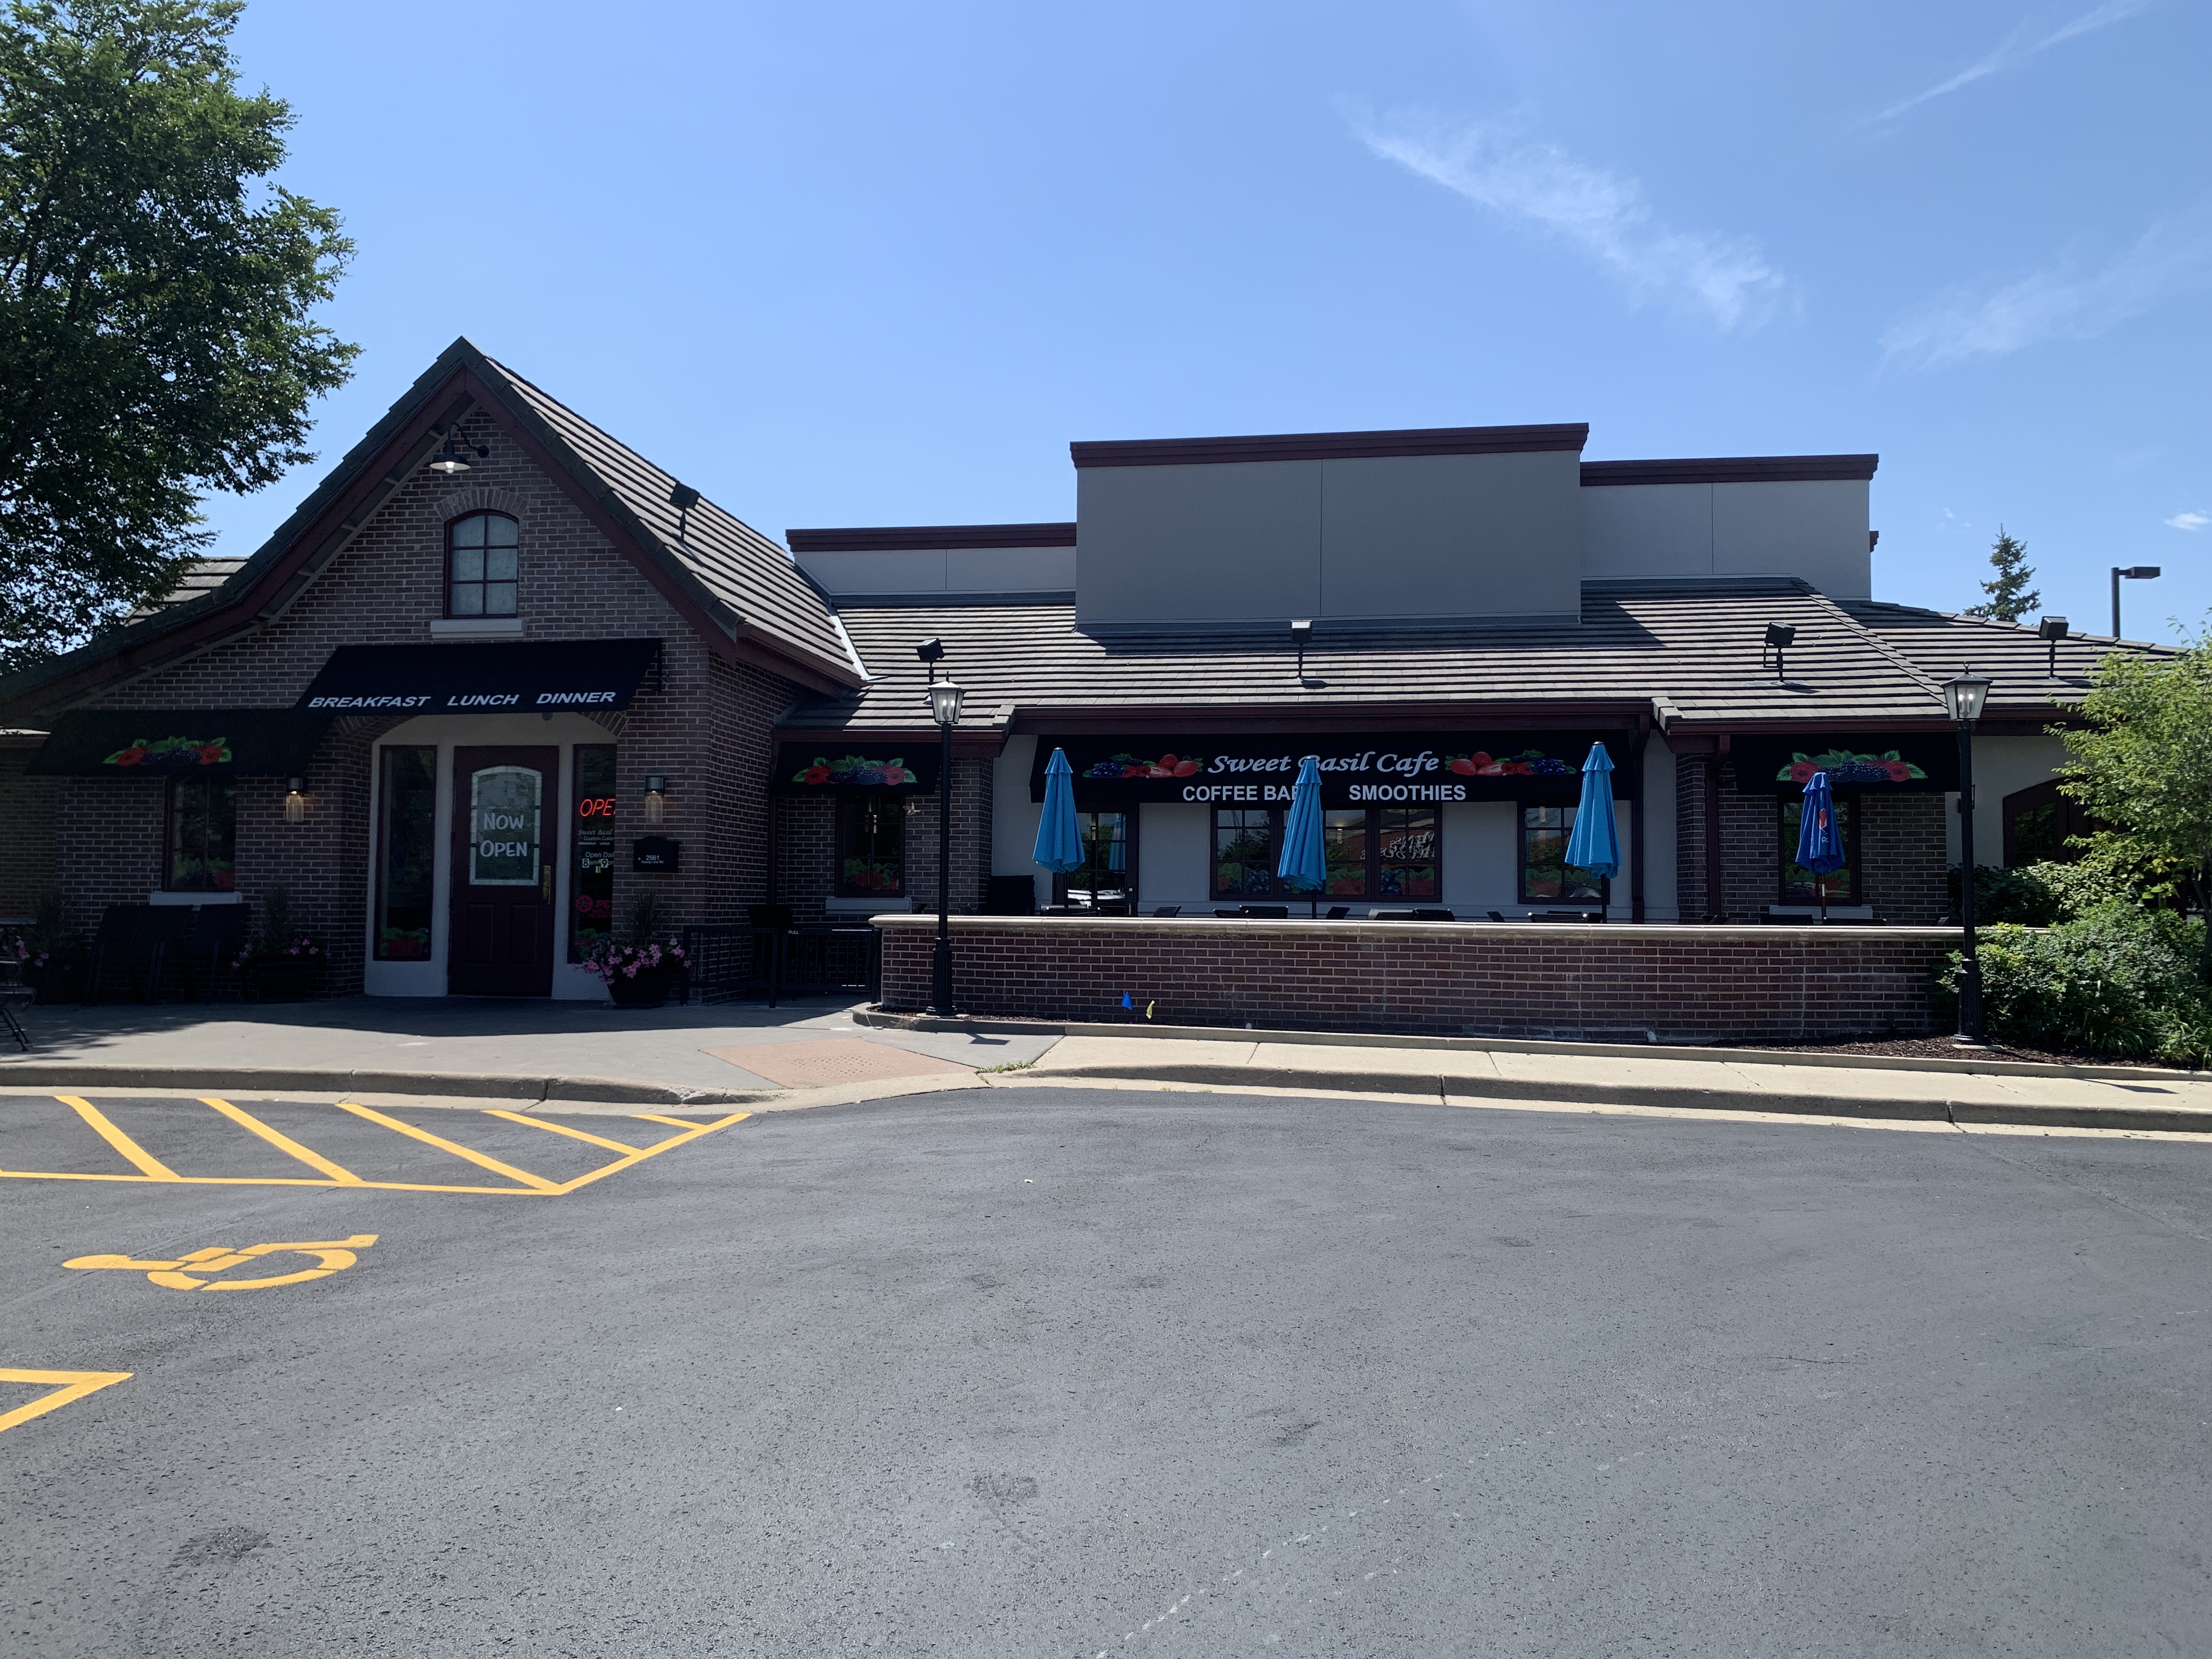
left=4, top=1084, right=2209, bottom=1657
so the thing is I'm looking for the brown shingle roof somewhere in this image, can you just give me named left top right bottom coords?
left=788, top=582, right=2165, bottom=737
left=1839, top=599, right=2175, bottom=716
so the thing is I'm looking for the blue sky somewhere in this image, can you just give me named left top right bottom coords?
left=210, top=0, right=2208, bottom=640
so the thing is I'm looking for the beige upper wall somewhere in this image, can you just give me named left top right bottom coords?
left=794, top=546, right=1077, bottom=596
left=1076, top=450, right=1584, bottom=630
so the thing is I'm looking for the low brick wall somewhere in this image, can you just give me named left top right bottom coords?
left=874, top=916, right=1960, bottom=1043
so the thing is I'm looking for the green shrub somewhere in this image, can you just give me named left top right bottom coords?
left=1936, top=907, right=2211, bottom=1065
left=1946, top=864, right=2060, bottom=924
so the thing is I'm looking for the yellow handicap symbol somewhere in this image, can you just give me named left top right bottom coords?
left=64, top=1234, right=379, bottom=1291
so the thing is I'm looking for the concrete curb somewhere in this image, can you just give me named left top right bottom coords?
left=1024, top=1060, right=2212, bottom=1135
left=0, top=1062, right=772, bottom=1109
left=855, top=1010, right=2204, bottom=1084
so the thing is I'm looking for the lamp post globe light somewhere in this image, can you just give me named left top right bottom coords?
left=928, top=677, right=964, bottom=1017
left=1944, top=668, right=1993, bottom=1046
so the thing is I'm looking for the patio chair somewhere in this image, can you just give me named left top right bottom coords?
left=1325, top=906, right=1351, bottom=919
left=1410, top=909, right=1457, bottom=922
left=1150, top=906, right=1181, bottom=918
left=75, top=904, right=148, bottom=1004
left=170, top=903, right=252, bottom=1001
left=0, top=960, right=31, bottom=1051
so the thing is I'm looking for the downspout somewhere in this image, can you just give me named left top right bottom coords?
left=1705, top=735, right=1728, bottom=922
left=1629, top=715, right=1650, bottom=922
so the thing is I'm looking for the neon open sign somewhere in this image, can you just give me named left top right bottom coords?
left=577, top=796, right=616, bottom=819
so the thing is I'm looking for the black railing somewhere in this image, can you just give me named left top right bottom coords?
left=680, top=923, right=882, bottom=1006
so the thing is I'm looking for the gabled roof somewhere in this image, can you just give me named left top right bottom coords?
left=786, top=580, right=2157, bottom=740
left=1839, top=599, right=2176, bottom=716
left=0, top=338, right=861, bottom=720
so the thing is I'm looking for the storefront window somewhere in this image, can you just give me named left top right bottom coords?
left=1378, top=809, right=1439, bottom=899
left=1213, top=808, right=1276, bottom=897
left=570, top=746, right=616, bottom=960
left=1054, top=811, right=1133, bottom=910
left=1323, top=810, right=1368, bottom=896
left=1521, top=805, right=1605, bottom=903
left=166, top=776, right=236, bottom=892
left=447, top=512, right=520, bottom=618
left=375, top=748, right=436, bottom=958
left=836, top=797, right=905, bottom=896
left=1779, top=798, right=1859, bottom=903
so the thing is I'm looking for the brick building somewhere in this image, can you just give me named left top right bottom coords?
left=0, top=347, right=2152, bottom=1006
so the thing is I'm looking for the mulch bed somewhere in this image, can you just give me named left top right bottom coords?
left=1717, top=1034, right=2195, bottom=1071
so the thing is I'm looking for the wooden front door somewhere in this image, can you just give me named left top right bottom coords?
left=449, top=746, right=557, bottom=996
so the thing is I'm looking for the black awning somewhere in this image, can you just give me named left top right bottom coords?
left=24, top=709, right=330, bottom=777
left=1729, top=733, right=1959, bottom=794
left=772, top=740, right=940, bottom=795
left=296, top=638, right=661, bottom=714
left=1029, top=731, right=1641, bottom=806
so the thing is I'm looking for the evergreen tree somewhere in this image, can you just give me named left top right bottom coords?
left=1965, top=527, right=2040, bottom=623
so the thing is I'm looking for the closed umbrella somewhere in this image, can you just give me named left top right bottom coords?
left=1562, top=742, right=1621, bottom=909
left=1032, top=749, right=1085, bottom=905
left=1276, top=755, right=1328, bottom=918
left=1795, top=769, right=1847, bottom=923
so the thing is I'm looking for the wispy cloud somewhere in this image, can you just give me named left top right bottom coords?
left=1867, top=0, right=2152, bottom=123
left=1881, top=207, right=2212, bottom=370
left=1351, top=112, right=1789, bottom=331
left=2167, top=510, right=2209, bottom=532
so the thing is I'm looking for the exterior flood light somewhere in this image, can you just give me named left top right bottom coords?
left=1943, top=668, right=1991, bottom=725
left=2038, top=616, right=2069, bottom=678
left=284, top=777, right=307, bottom=824
left=642, top=775, right=669, bottom=826
left=668, top=482, right=701, bottom=545
left=1764, top=622, right=1797, bottom=679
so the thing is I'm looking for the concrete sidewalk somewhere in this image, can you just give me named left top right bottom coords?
left=2, top=995, right=2207, bottom=1133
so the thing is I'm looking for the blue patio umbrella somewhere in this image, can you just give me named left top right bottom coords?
left=1277, top=755, right=1328, bottom=917
left=1032, top=748, right=1085, bottom=878
left=1562, top=742, right=1622, bottom=900
left=1795, top=769, right=1847, bottom=922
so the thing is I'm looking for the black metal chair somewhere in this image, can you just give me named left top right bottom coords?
left=1325, top=906, right=1351, bottom=919
left=1150, top=906, right=1181, bottom=918
left=983, top=876, right=1036, bottom=916
left=72, top=904, right=146, bottom=1003
left=169, top=903, right=252, bottom=1001
left=0, top=960, right=31, bottom=1050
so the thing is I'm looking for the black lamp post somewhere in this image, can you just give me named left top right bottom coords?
left=2110, top=565, right=2159, bottom=640
left=927, top=675, right=964, bottom=1015
left=1945, top=667, right=1993, bottom=1045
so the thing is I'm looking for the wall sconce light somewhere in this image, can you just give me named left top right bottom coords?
left=428, top=430, right=490, bottom=475
left=284, top=777, right=307, bottom=824
left=642, top=775, right=669, bottom=825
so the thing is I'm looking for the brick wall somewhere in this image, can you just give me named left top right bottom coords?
left=1673, top=755, right=1713, bottom=921
left=774, top=758, right=995, bottom=920
left=0, top=742, right=61, bottom=918
left=36, top=405, right=803, bottom=989
left=876, top=917, right=1959, bottom=1042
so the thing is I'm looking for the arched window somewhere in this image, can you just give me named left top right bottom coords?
left=447, top=512, right=519, bottom=617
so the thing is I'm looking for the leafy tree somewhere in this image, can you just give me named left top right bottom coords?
left=0, top=0, right=355, bottom=676
left=1963, top=526, right=2039, bottom=623
left=2055, top=618, right=2212, bottom=980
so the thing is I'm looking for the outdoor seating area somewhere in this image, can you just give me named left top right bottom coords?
left=30, top=902, right=256, bottom=1005
left=678, top=909, right=883, bottom=1007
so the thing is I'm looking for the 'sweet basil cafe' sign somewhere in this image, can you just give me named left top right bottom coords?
left=1031, top=733, right=1639, bottom=805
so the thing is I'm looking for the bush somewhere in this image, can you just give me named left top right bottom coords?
left=1947, top=864, right=2060, bottom=925
left=1936, top=907, right=2212, bottom=1065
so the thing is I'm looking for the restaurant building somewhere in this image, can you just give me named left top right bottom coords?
left=0, top=340, right=2140, bottom=1013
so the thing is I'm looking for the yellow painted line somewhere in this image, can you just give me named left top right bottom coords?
left=331, top=1101, right=561, bottom=1191
left=482, top=1109, right=650, bottom=1154
left=552, top=1111, right=752, bottom=1194
left=0, top=1368, right=133, bottom=1436
left=0, top=1169, right=539, bottom=1195
left=200, top=1097, right=364, bottom=1184
left=57, top=1096, right=179, bottom=1181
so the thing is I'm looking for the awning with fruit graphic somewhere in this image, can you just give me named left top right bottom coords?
left=770, top=742, right=941, bottom=794
left=1727, top=734, right=1957, bottom=794
left=25, top=708, right=331, bottom=777
left=1028, top=733, right=1642, bottom=805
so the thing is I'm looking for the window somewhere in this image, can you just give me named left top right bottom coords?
left=1212, top=808, right=1276, bottom=898
left=2003, top=779, right=2094, bottom=866
left=570, top=746, right=617, bottom=960
left=1214, top=807, right=1442, bottom=901
left=1520, top=805, right=1605, bottom=904
left=374, top=748, right=436, bottom=958
left=447, top=512, right=519, bottom=617
left=166, top=776, right=236, bottom=892
left=1053, top=811, right=1135, bottom=910
left=1779, top=797, right=1859, bottom=904
left=836, top=797, right=905, bottom=896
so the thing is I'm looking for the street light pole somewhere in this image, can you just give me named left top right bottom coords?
left=2111, top=565, right=2161, bottom=640
left=1945, top=668, right=1993, bottom=1046
left=927, top=677, right=964, bottom=1016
